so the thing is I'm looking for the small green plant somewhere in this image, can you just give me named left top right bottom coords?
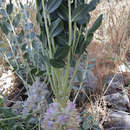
left=0, top=0, right=103, bottom=105
left=0, top=97, right=41, bottom=129
left=0, top=0, right=47, bottom=85
left=35, top=0, right=103, bottom=106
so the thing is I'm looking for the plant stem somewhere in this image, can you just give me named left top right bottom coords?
left=41, top=0, right=58, bottom=97
left=0, top=113, right=34, bottom=121
left=73, top=82, right=83, bottom=104
left=64, top=0, right=72, bottom=93
left=67, top=57, right=81, bottom=96
left=41, top=0, right=52, bottom=58
left=72, top=0, right=77, bottom=54
left=73, top=26, right=82, bottom=54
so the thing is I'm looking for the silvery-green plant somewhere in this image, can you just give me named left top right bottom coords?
left=41, top=101, right=81, bottom=130
left=0, top=1, right=47, bottom=85
left=35, top=0, right=103, bottom=106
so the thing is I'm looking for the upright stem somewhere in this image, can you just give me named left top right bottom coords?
left=64, top=0, right=72, bottom=91
left=72, top=0, right=77, bottom=54
left=41, top=0, right=58, bottom=97
left=41, top=0, right=52, bottom=58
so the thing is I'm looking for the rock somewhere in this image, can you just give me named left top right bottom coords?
left=70, top=65, right=98, bottom=94
left=104, top=111, right=130, bottom=130
left=72, top=70, right=98, bottom=96
left=118, top=64, right=130, bottom=73
left=103, top=73, right=124, bottom=95
left=11, top=101, right=23, bottom=114
left=70, top=68, right=98, bottom=107
left=84, top=71, right=98, bottom=93
left=0, top=68, right=23, bottom=103
left=103, top=92, right=130, bottom=112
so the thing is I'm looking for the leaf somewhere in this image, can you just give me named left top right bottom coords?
left=76, top=33, right=93, bottom=55
left=36, top=12, right=43, bottom=25
left=75, top=34, right=85, bottom=55
left=54, top=45, right=70, bottom=59
left=6, top=22, right=13, bottom=31
left=23, top=52, right=29, bottom=60
left=24, top=23, right=33, bottom=31
left=50, top=18, right=64, bottom=37
left=13, top=14, right=21, bottom=27
left=77, top=0, right=84, bottom=5
left=0, top=107, right=18, bottom=129
left=85, top=32, right=94, bottom=46
left=30, top=32, right=35, bottom=39
left=47, top=0, right=62, bottom=14
left=12, top=67, right=17, bottom=72
left=32, top=40, right=39, bottom=49
left=31, top=68, right=37, bottom=75
left=77, top=70, right=83, bottom=82
left=88, top=0, right=100, bottom=12
left=88, top=14, right=103, bottom=34
left=0, top=98, right=4, bottom=107
left=50, top=58, right=65, bottom=68
left=82, top=121, right=89, bottom=129
left=17, top=30, right=24, bottom=43
left=0, top=9, right=8, bottom=18
left=55, top=34, right=68, bottom=46
left=39, top=31, right=47, bottom=46
left=36, top=0, right=43, bottom=11
left=72, top=4, right=90, bottom=24
left=6, top=3, right=13, bottom=15
left=0, top=22, right=10, bottom=35
left=57, top=4, right=68, bottom=21
left=77, top=13, right=90, bottom=25
left=19, top=2, right=24, bottom=9
left=26, top=32, right=35, bottom=39
left=36, top=70, right=46, bottom=77
left=43, top=55, right=51, bottom=66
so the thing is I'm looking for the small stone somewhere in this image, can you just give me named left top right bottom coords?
left=104, top=111, right=130, bottom=130
left=103, top=73, right=124, bottom=95
left=84, top=71, right=98, bottom=93
left=103, top=92, right=130, bottom=112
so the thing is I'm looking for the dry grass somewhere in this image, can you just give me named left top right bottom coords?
left=84, top=0, right=130, bottom=128
left=83, top=95, right=110, bottom=129
left=87, top=0, right=130, bottom=87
